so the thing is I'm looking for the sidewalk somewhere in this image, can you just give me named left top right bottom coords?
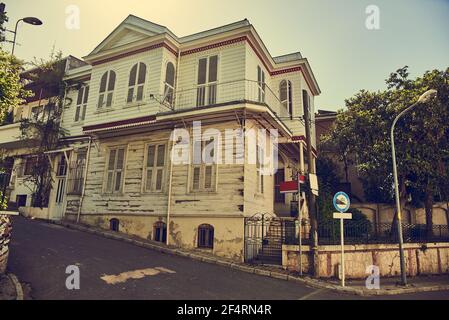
left=47, top=217, right=449, bottom=297
left=0, top=273, right=23, bottom=300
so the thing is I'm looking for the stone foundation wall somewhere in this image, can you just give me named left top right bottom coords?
left=0, top=215, right=12, bottom=274
left=283, top=242, right=449, bottom=279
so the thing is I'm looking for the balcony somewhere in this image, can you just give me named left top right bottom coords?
left=0, top=121, right=39, bottom=150
left=161, top=79, right=291, bottom=120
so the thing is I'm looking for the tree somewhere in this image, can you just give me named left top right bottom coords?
left=18, top=50, right=69, bottom=208
left=0, top=50, right=30, bottom=123
left=323, top=67, right=449, bottom=236
left=0, top=2, right=7, bottom=43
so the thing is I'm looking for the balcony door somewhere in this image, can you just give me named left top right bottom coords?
left=196, top=55, right=218, bottom=107
left=52, top=155, right=67, bottom=220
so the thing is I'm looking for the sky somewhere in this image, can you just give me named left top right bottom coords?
left=2, top=0, right=448, bottom=110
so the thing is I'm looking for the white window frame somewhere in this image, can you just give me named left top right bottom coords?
left=280, top=80, right=293, bottom=119
left=127, top=62, right=147, bottom=104
left=75, top=86, right=89, bottom=122
left=196, top=55, right=219, bottom=107
left=143, top=143, right=167, bottom=193
left=98, top=70, right=116, bottom=109
left=257, top=66, right=266, bottom=103
left=104, top=146, right=127, bottom=194
left=163, top=62, right=176, bottom=107
left=256, top=144, right=264, bottom=194
left=190, top=137, right=217, bottom=193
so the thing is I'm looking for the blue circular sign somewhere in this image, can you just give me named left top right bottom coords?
left=333, top=192, right=350, bottom=213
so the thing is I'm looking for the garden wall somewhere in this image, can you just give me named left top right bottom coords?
left=283, top=242, right=449, bottom=279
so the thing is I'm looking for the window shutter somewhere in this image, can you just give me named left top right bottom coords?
left=197, top=58, right=207, bottom=85
left=193, top=167, right=200, bottom=190
left=208, top=56, right=218, bottom=82
left=204, top=166, right=213, bottom=189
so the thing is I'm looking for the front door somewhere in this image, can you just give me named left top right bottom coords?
left=53, top=156, right=67, bottom=220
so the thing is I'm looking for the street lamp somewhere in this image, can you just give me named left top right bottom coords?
left=391, top=89, right=437, bottom=286
left=11, top=17, right=43, bottom=55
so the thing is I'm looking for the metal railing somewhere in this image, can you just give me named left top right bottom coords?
left=165, top=79, right=290, bottom=119
left=278, top=220, right=449, bottom=246
left=316, top=221, right=449, bottom=245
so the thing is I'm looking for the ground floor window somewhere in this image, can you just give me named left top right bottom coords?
left=110, top=218, right=119, bottom=232
left=198, top=224, right=214, bottom=249
left=153, top=221, right=167, bottom=243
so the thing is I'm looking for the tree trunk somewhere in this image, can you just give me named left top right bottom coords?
left=424, top=187, right=434, bottom=238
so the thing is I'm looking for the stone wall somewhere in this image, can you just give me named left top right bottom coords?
left=283, top=242, right=449, bottom=279
left=353, top=202, right=449, bottom=226
left=0, top=215, right=12, bottom=274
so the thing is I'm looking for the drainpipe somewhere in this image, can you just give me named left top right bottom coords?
left=174, top=48, right=181, bottom=109
left=166, top=132, right=176, bottom=246
left=77, top=136, right=92, bottom=223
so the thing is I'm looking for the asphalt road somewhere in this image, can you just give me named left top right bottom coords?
left=6, top=216, right=449, bottom=300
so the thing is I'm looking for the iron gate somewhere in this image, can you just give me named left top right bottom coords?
left=244, top=213, right=298, bottom=265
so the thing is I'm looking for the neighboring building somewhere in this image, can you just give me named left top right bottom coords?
left=10, top=16, right=321, bottom=261
left=0, top=56, right=86, bottom=215
left=315, top=109, right=365, bottom=202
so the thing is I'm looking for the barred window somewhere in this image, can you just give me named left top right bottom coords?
left=23, top=157, right=37, bottom=176
left=153, top=221, right=167, bottom=243
left=68, top=151, right=86, bottom=195
left=198, top=224, right=214, bottom=249
left=110, top=218, right=119, bottom=232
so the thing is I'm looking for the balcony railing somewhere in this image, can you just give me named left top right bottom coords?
left=162, top=79, right=291, bottom=119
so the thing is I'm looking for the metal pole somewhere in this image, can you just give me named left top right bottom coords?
left=390, top=102, right=418, bottom=286
left=340, top=218, right=345, bottom=287
left=11, top=19, right=22, bottom=56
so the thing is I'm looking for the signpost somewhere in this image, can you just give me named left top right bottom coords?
left=333, top=191, right=351, bottom=287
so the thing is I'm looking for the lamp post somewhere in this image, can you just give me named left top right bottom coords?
left=391, top=89, right=437, bottom=286
left=11, top=17, right=43, bottom=55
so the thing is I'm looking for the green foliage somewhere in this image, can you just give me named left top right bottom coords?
left=323, top=66, right=449, bottom=230
left=0, top=3, right=7, bottom=43
left=18, top=50, right=68, bottom=208
left=0, top=49, right=32, bottom=123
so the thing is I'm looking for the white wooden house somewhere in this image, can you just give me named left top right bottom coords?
left=54, top=15, right=320, bottom=260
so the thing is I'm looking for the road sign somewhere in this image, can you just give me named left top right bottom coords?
left=279, top=181, right=298, bottom=194
left=333, top=212, right=352, bottom=220
left=333, top=191, right=350, bottom=213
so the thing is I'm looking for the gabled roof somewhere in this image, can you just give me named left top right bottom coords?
left=88, top=15, right=177, bottom=56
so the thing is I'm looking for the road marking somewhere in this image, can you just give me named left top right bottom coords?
left=298, top=288, right=327, bottom=300
left=101, top=267, right=176, bottom=285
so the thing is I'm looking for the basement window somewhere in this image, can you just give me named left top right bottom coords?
left=153, top=221, right=167, bottom=243
left=110, top=218, right=119, bottom=232
left=198, top=224, right=214, bottom=249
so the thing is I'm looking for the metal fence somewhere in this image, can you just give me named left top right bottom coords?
left=164, top=79, right=290, bottom=119
left=316, top=221, right=449, bottom=245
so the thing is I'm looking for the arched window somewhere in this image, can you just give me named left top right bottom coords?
left=280, top=80, right=293, bottom=119
left=98, top=71, right=116, bottom=108
left=127, top=63, right=146, bottom=103
left=153, top=221, right=167, bottom=243
left=198, top=224, right=214, bottom=249
left=164, top=62, right=175, bottom=107
left=110, top=218, right=119, bottom=232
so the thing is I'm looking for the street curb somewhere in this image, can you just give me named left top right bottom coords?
left=7, top=273, right=23, bottom=300
left=46, top=219, right=449, bottom=297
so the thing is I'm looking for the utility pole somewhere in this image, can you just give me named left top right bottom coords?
left=302, top=89, right=319, bottom=277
